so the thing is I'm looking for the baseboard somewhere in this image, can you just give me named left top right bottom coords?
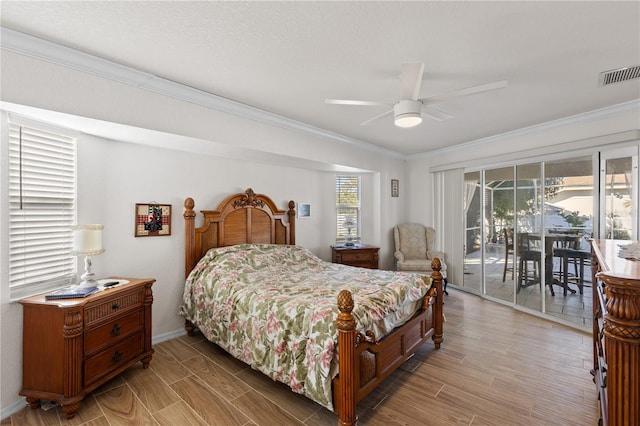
left=0, top=397, right=26, bottom=421
left=1, top=328, right=187, bottom=421
left=152, top=328, right=187, bottom=345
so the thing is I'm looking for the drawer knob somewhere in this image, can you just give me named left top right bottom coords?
left=111, top=323, right=121, bottom=336
left=112, top=303, right=120, bottom=311
left=112, top=350, right=123, bottom=363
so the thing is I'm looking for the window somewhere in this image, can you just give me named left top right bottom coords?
left=336, top=175, right=360, bottom=242
left=8, top=122, right=77, bottom=299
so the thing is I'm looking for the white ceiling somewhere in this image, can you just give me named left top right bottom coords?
left=1, top=1, right=639, bottom=156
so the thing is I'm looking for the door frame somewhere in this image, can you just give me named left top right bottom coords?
left=598, top=146, right=639, bottom=240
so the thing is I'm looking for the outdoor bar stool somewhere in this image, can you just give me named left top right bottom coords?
left=562, top=249, right=592, bottom=295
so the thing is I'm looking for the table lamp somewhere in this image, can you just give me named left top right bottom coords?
left=71, top=224, right=105, bottom=287
left=344, top=216, right=358, bottom=246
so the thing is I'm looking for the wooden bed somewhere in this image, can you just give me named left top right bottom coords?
left=183, top=188, right=444, bottom=426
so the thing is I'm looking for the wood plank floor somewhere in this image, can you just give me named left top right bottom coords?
left=3, top=289, right=599, bottom=425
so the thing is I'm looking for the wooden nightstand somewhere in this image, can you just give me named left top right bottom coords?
left=19, top=278, right=154, bottom=419
left=331, top=244, right=379, bottom=269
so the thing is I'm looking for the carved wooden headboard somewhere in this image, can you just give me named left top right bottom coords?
left=183, top=188, right=296, bottom=277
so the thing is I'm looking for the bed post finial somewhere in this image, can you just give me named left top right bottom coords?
left=184, top=197, right=195, bottom=213
left=184, top=198, right=196, bottom=278
left=431, top=258, right=444, bottom=349
left=336, top=290, right=357, bottom=426
left=337, top=290, right=355, bottom=325
left=288, top=200, right=296, bottom=245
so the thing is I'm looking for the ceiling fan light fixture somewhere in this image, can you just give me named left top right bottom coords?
left=395, top=113, right=422, bottom=128
left=394, top=100, right=423, bottom=128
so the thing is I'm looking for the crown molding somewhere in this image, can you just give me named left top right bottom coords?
left=411, top=100, right=640, bottom=160
left=0, top=27, right=404, bottom=160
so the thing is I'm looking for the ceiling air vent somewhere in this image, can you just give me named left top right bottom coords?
left=599, top=65, right=640, bottom=87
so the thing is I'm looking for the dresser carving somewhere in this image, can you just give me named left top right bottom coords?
left=591, top=240, right=640, bottom=426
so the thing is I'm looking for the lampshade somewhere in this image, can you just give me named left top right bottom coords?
left=394, top=100, right=423, bottom=128
left=71, top=224, right=104, bottom=287
left=71, top=224, right=105, bottom=256
left=343, top=216, right=355, bottom=228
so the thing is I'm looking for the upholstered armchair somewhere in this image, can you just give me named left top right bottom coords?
left=394, top=223, right=448, bottom=294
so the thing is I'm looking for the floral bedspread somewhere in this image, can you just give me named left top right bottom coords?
left=179, top=244, right=431, bottom=410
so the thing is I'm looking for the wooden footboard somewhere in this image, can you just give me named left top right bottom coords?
left=334, top=258, right=444, bottom=426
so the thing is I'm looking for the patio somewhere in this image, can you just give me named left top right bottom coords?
left=461, top=243, right=592, bottom=330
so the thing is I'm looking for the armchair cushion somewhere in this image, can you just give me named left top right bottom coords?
left=396, top=223, right=429, bottom=260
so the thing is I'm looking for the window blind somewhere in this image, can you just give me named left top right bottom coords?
left=8, top=123, right=77, bottom=299
left=335, top=175, right=360, bottom=241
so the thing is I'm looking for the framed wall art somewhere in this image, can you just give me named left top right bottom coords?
left=135, top=203, right=172, bottom=237
left=298, top=203, right=311, bottom=218
left=391, top=179, right=399, bottom=197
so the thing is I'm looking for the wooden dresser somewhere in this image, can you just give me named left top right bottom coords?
left=331, top=244, right=379, bottom=269
left=590, top=240, right=640, bottom=426
left=20, top=278, right=154, bottom=419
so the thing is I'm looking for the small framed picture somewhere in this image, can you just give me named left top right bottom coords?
left=135, top=203, right=172, bottom=237
left=298, top=203, right=311, bottom=218
left=391, top=179, right=399, bottom=197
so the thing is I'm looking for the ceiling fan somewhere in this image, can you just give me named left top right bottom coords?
left=325, top=63, right=507, bottom=128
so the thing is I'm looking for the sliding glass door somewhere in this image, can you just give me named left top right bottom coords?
left=515, top=163, right=543, bottom=311
left=543, top=157, right=594, bottom=325
left=463, top=172, right=482, bottom=294
left=484, top=167, right=515, bottom=303
left=461, top=153, right=605, bottom=330
left=600, top=148, right=638, bottom=240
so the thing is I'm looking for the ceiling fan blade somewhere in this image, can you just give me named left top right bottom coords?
left=325, top=98, right=389, bottom=106
left=360, top=108, right=394, bottom=126
left=399, top=63, right=425, bottom=101
left=421, top=106, right=454, bottom=122
left=423, top=80, right=508, bottom=103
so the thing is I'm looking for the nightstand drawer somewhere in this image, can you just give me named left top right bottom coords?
left=344, top=260, right=373, bottom=268
left=341, top=252, right=373, bottom=262
left=84, top=332, right=144, bottom=386
left=85, top=309, right=144, bottom=355
left=331, top=244, right=379, bottom=269
left=84, top=289, right=144, bottom=326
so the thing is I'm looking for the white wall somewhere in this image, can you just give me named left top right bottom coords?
left=0, top=50, right=408, bottom=416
